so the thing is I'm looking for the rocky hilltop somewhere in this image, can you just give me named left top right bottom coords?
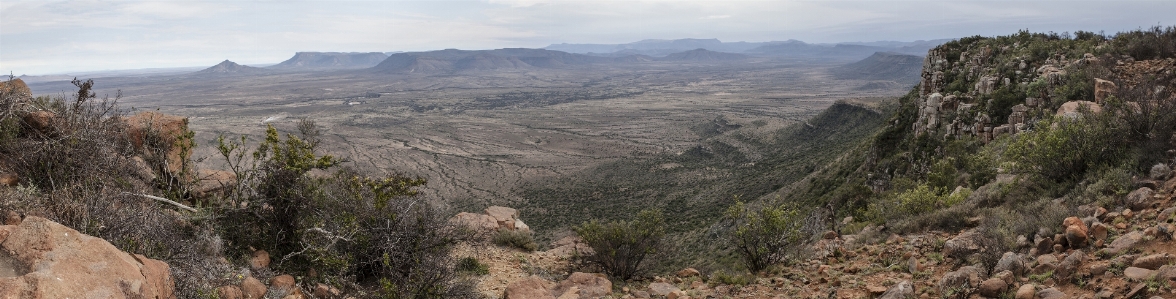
left=192, top=60, right=267, bottom=76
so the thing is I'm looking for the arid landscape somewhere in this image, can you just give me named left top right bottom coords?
left=27, top=54, right=914, bottom=211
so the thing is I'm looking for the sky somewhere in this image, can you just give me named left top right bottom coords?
left=1, top=0, right=1174, bottom=75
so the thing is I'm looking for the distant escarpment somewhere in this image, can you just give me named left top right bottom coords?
left=658, top=49, right=749, bottom=61
left=832, top=51, right=923, bottom=83
left=269, top=52, right=389, bottom=70
left=371, top=48, right=667, bottom=73
left=192, top=60, right=267, bottom=76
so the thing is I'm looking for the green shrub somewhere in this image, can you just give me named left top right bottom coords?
left=456, top=257, right=490, bottom=276
left=723, top=201, right=802, bottom=272
left=575, top=209, right=666, bottom=279
left=493, top=230, right=538, bottom=252
left=1005, top=115, right=1126, bottom=183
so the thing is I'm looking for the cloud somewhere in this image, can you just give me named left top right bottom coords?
left=2, top=0, right=1175, bottom=75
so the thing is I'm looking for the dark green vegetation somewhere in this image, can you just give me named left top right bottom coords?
left=522, top=99, right=890, bottom=272
left=574, top=209, right=667, bottom=279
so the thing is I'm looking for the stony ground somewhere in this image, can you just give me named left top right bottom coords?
left=466, top=174, right=1176, bottom=299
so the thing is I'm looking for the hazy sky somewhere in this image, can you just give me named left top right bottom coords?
left=2, top=0, right=1174, bottom=75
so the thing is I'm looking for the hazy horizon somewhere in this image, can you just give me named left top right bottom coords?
left=3, top=0, right=1174, bottom=76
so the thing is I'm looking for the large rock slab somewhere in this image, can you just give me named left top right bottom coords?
left=553, top=272, right=612, bottom=299
left=0, top=216, right=176, bottom=299
left=505, top=276, right=556, bottom=299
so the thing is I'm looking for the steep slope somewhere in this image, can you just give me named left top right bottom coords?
left=192, top=60, right=266, bottom=76
left=832, top=51, right=923, bottom=82
left=269, top=52, right=388, bottom=69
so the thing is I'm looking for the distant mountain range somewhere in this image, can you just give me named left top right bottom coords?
left=269, top=52, right=389, bottom=70
left=369, top=48, right=753, bottom=73
left=545, top=38, right=950, bottom=60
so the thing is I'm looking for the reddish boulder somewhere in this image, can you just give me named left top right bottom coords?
left=0, top=216, right=175, bottom=298
left=242, top=276, right=267, bottom=298
left=1094, top=78, right=1117, bottom=103
left=505, top=276, right=556, bottom=299
left=553, top=272, right=612, bottom=299
left=0, top=173, right=18, bottom=187
left=250, top=249, right=271, bottom=270
left=218, top=285, right=244, bottom=299
left=449, top=212, right=499, bottom=234
left=124, top=111, right=193, bottom=176
left=1063, top=216, right=1088, bottom=248
left=485, top=206, right=520, bottom=229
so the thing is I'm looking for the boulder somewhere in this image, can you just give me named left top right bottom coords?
left=194, top=169, right=236, bottom=198
left=676, top=268, right=700, bottom=277
left=1090, top=222, right=1109, bottom=246
left=242, top=276, right=267, bottom=299
left=1094, top=78, right=1117, bottom=103
left=1157, top=265, right=1176, bottom=281
left=505, top=276, right=556, bottom=299
left=21, top=110, right=55, bottom=134
left=449, top=212, right=499, bottom=233
left=0, top=173, right=16, bottom=187
left=977, top=278, right=1007, bottom=297
left=994, top=252, right=1026, bottom=277
left=546, top=236, right=594, bottom=258
left=1124, top=267, right=1157, bottom=280
left=647, top=282, right=681, bottom=297
left=312, top=283, right=340, bottom=298
left=250, top=249, right=271, bottom=270
left=1063, top=217, right=1088, bottom=248
left=1125, top=187, right=1155, bottom=210
left=877, top=280, right=914, bottom=299
left=1015, top=284, right=1036, bottom=299
left=515, top=219, right=531, bottom=232
left=1056, top=101, right=1102, bottom=119
left=270, top=274, right=298, bottom=297
left=1036, top=287, right=1065, bottom=299
left=554, top=272, right=611, bottom=299
left=218, top=285, right=245, bottom=299
left=944, top=230, right=983, bottom=258
left=938, top=265, right=985, bottom=293
left=485, top=206, right=520, bottom=229
left=1056, top=250, right=1085, bottom=279
left=0, top=216, right=176, bottom=299
left=1132, top=253, right=1172, bottom=270
left=1103, top=231, right=1145, bottom=255
left=124, top=111, right=193, bottom=176
left=0, top=78, right=32, bottom=100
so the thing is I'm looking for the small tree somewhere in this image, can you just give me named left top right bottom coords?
left=574, top=209, right=665, bottom=279
left=724, top=201, right=802, bottom=272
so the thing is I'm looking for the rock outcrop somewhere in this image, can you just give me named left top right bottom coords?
left=0, top=216, right=176, bottom=298
left=449, top=206, right=532, bottom=235
left=123, top=111, right=193, bottom=177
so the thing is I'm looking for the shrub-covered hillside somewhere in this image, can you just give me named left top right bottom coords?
left=782, top=27, right=1176, bottom=260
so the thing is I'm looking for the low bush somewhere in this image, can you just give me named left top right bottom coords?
left=456, top=257, right=490, bottom=276
left=575, top=209, right=666, bottom=279
left=722, top=201, right=802, bottom=272
left=493, top=230, right=539, bottom=252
